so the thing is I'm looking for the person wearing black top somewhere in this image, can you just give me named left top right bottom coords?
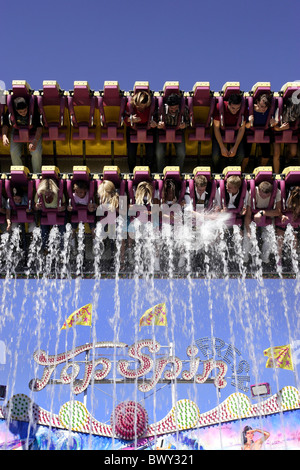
left=2, top=96, right=43, bottom=173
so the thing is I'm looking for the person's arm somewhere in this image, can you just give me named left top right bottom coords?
left=253, top=429, right=270, bottom=448
left=245, top=115, right=254, bottom=128
left=244, top=204, right=252, bottom=236
left=228, top=123, right=246, bottom=157
left=213, top=119, right=229, bottom=157
left=274, top=122, right=290, bottom=132
left=179, top=106, right=190, bottom=129
left=2, top=124, right=9, bottom=146
left=29, top=126, right=43, bottom=152
left=6, top=208, right=11, bottom=232
left=254, top=200, right=281, bottom=224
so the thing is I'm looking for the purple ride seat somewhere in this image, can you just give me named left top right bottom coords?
left=0, top=94, right=10, bottom=156
left=96, top=166, right=126, bottom=225
left=161, top=166, right=186, bottom=203
left=187, top=82, right=215, bottom=143
left=275, top=166, right=300, bottom=228
left=4, top=166, right=35, bottom=225
left=157, top=82, right=187, bottom=144
left=127, top=166, right=153, bottom=203
left=126, top=82, right=156, bottom=144
left=68, top=81, right=97, bottom=141
left=126, top=166, right=159, bottom=224
left=215, top=82, right=246, bottom=145
left=0, top=178, right=6, bottom=225
left=248, top=166, right=279, bottom=227
left=66, top=166, right=96, bottom=224
left=98, top=81, right=126, bottom=142
left=217, top=166, right=248, bottom=226
left=35, top=166, right=65, bottom=226
left=0, top=96, right=6, bottom=129
left=6, top=81, right=36, bottom=143
left=274, top=82, right=300, bottom=145
left=187, top=167, right=217, bottom=212
left=246, top=82, right=276, bottom=145
left=36, top=81, right=68, bottom=142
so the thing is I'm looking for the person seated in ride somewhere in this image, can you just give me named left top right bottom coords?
left=214, top=175, right=246, bottom=215
left=273, top=97, right=300, bottom=173
left=127, top=180, right=160, bottom=267
left=212, top=93, right=247, bottom=173
left=34, top=178, right=66, bottom=249
left=244, top=180, right=281, bottom=263
left=96, top=180, right=122, bottom=265
left=184, top=174, right=214, bottom=214
left=2, top=97, right=43, bottom=173
left=276, top=186, right=300, bottom=260
left=6, top=186, right=35, bottom=249
left=155, top=93, right=190, bottom=173
left=131, top=180, right=160, bottom=223
left=155, top=178, right=185, bottom=270
left=244, top=94, right=277, bottom=171
left=96, top=180, right=119, bottom=218
left=67, top=180, right=97, bottom=245
left=125, top=91, right=157, bottom=172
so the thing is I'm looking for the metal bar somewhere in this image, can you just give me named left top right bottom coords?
left=48, top=378, right=217, bottom=386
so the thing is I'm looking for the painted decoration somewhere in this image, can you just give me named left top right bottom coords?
left=111, top=401, right=148, bottom=440
left=0, top=388, right=300, bottom=450
left=1, top=386, right=299, bottom=440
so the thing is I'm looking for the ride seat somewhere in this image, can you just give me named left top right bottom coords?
left=4, top=166, right=35, bottom=224
left=35, top=166, right=65, bottom=226
left=215, top=82, right=245, bottom=144
left=248, top=166, right=279, bottom=227
left=188, top=166, right=217, bottom=211
left=157, top=82, right=187, bottom=144
left=276, top=166, right=300, bottom=228
left=6, top=81, right=36, bottom=143
left=66, top=166, right=96, bottom=224
left=98, top=81, right=126, bottom=141
left=218, top=166, right=248, bottom=225
left=0, top=91, right=10, bottom=156
left=187, top=82, right=215, bottom=142
left=68, top=81, right=97, bottom=141
left=127, top=166, right=156, bottom=204
left=162, top=166, right=186, bottom=203
left=274, top=82, right=300, bottom=145
left=127, top=82, right=156, bottom=144
left=246, top=82, right=276, bottom=144
left=36, top=81, right=68, bottom=142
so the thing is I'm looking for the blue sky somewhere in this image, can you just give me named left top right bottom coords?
left=1, top=0, right=299, bottom=93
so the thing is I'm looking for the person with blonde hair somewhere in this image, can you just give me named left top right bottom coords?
left=134, top=181, right=154, bottom=206
left=125, top=90, right=157, bottom=172
left=97, top=180, right=119, bottom=213
left=214, top=175, right=244, bottom=211
left=96, top=179, right=122, bottom=266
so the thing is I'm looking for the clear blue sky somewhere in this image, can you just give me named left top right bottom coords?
left=1, top=0, right=299, bottom=93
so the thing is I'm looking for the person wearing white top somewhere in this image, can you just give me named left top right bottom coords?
left=244, top=180, right=281, bottom=263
